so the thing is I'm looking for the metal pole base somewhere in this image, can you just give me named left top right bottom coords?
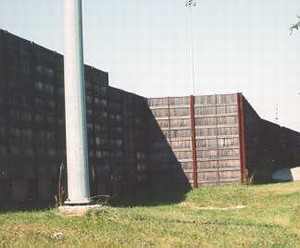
left=64, top=198, right=91, bottom=206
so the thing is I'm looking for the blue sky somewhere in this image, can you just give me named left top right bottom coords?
left=0, top=0, right=300, bottom=131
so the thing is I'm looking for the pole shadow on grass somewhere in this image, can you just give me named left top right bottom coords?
left=0, top=201, right=53, bottom=213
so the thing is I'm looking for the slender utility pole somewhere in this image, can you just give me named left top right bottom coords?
left=185, top=0, right=197, bottom=95
left=275, top=103, right=279, bottom=124
left=64, top=0, right=90, bottom=205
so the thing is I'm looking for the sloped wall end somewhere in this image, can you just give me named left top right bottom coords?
left=272, top=167, right=300, bottom=182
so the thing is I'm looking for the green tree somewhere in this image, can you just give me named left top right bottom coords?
left=290, top=16, right=300, bottom=34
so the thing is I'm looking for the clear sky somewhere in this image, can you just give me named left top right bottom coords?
left=1, top=0, right=300, bottom=131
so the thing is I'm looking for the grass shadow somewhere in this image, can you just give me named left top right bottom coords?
left=109, top=188, right=190, bottom=207
left=0, top=201, right=54, bottom=213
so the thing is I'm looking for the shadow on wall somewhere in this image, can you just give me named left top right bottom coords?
left=0, top=103, right=192, bottom=209
left=110, top=109, right=192, bottom=207
left=242, top=96, right=300, bottom=184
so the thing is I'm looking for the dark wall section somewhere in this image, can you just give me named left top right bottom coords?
left=256, top=121, right=300, bottom=180
left=147, top=106, right=191, bottom=193
left=0, top=29, right=174, bottom=202
left=103, top=87, right=149, bottom=196
left=241, top=95, right=261, bottom=178
left=242, top=94, right=300, bottom=182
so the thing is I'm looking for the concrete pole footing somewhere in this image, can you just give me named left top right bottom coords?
left=58, top=205, right=102, bottom=217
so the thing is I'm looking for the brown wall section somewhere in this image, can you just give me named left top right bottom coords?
left=194, top=94, right=241, bottom=186
left=237, top=93, right=247, bottom=182
left=148, top=94, right=242, bottom=187
left=147, top=96, right=192, bottom=191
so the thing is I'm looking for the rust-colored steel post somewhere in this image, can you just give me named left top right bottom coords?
left=237, top=93, right=247, bottom=183
left=190, top=95, right=198, bottom=188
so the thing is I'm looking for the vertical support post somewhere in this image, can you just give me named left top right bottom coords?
left=237, top=93, right=247, bottom=183
left=190, top=95, right=198, bottom=188
left=64, top=0, right=90, bottom=204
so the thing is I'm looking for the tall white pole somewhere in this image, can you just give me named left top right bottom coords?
left=185, top=0, right=197, bottom=95
left=64, top=0, right=90, bottom=204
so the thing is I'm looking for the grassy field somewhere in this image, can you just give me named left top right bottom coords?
left=1, top=182, right=300, bottom=247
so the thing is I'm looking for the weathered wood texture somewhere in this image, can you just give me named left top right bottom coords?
left=148, top=94, right=242, bottom=187
left=147, top=96, right=191, bottom=191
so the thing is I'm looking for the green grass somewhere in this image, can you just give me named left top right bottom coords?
left=1, top=182, right=300, bottom=247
